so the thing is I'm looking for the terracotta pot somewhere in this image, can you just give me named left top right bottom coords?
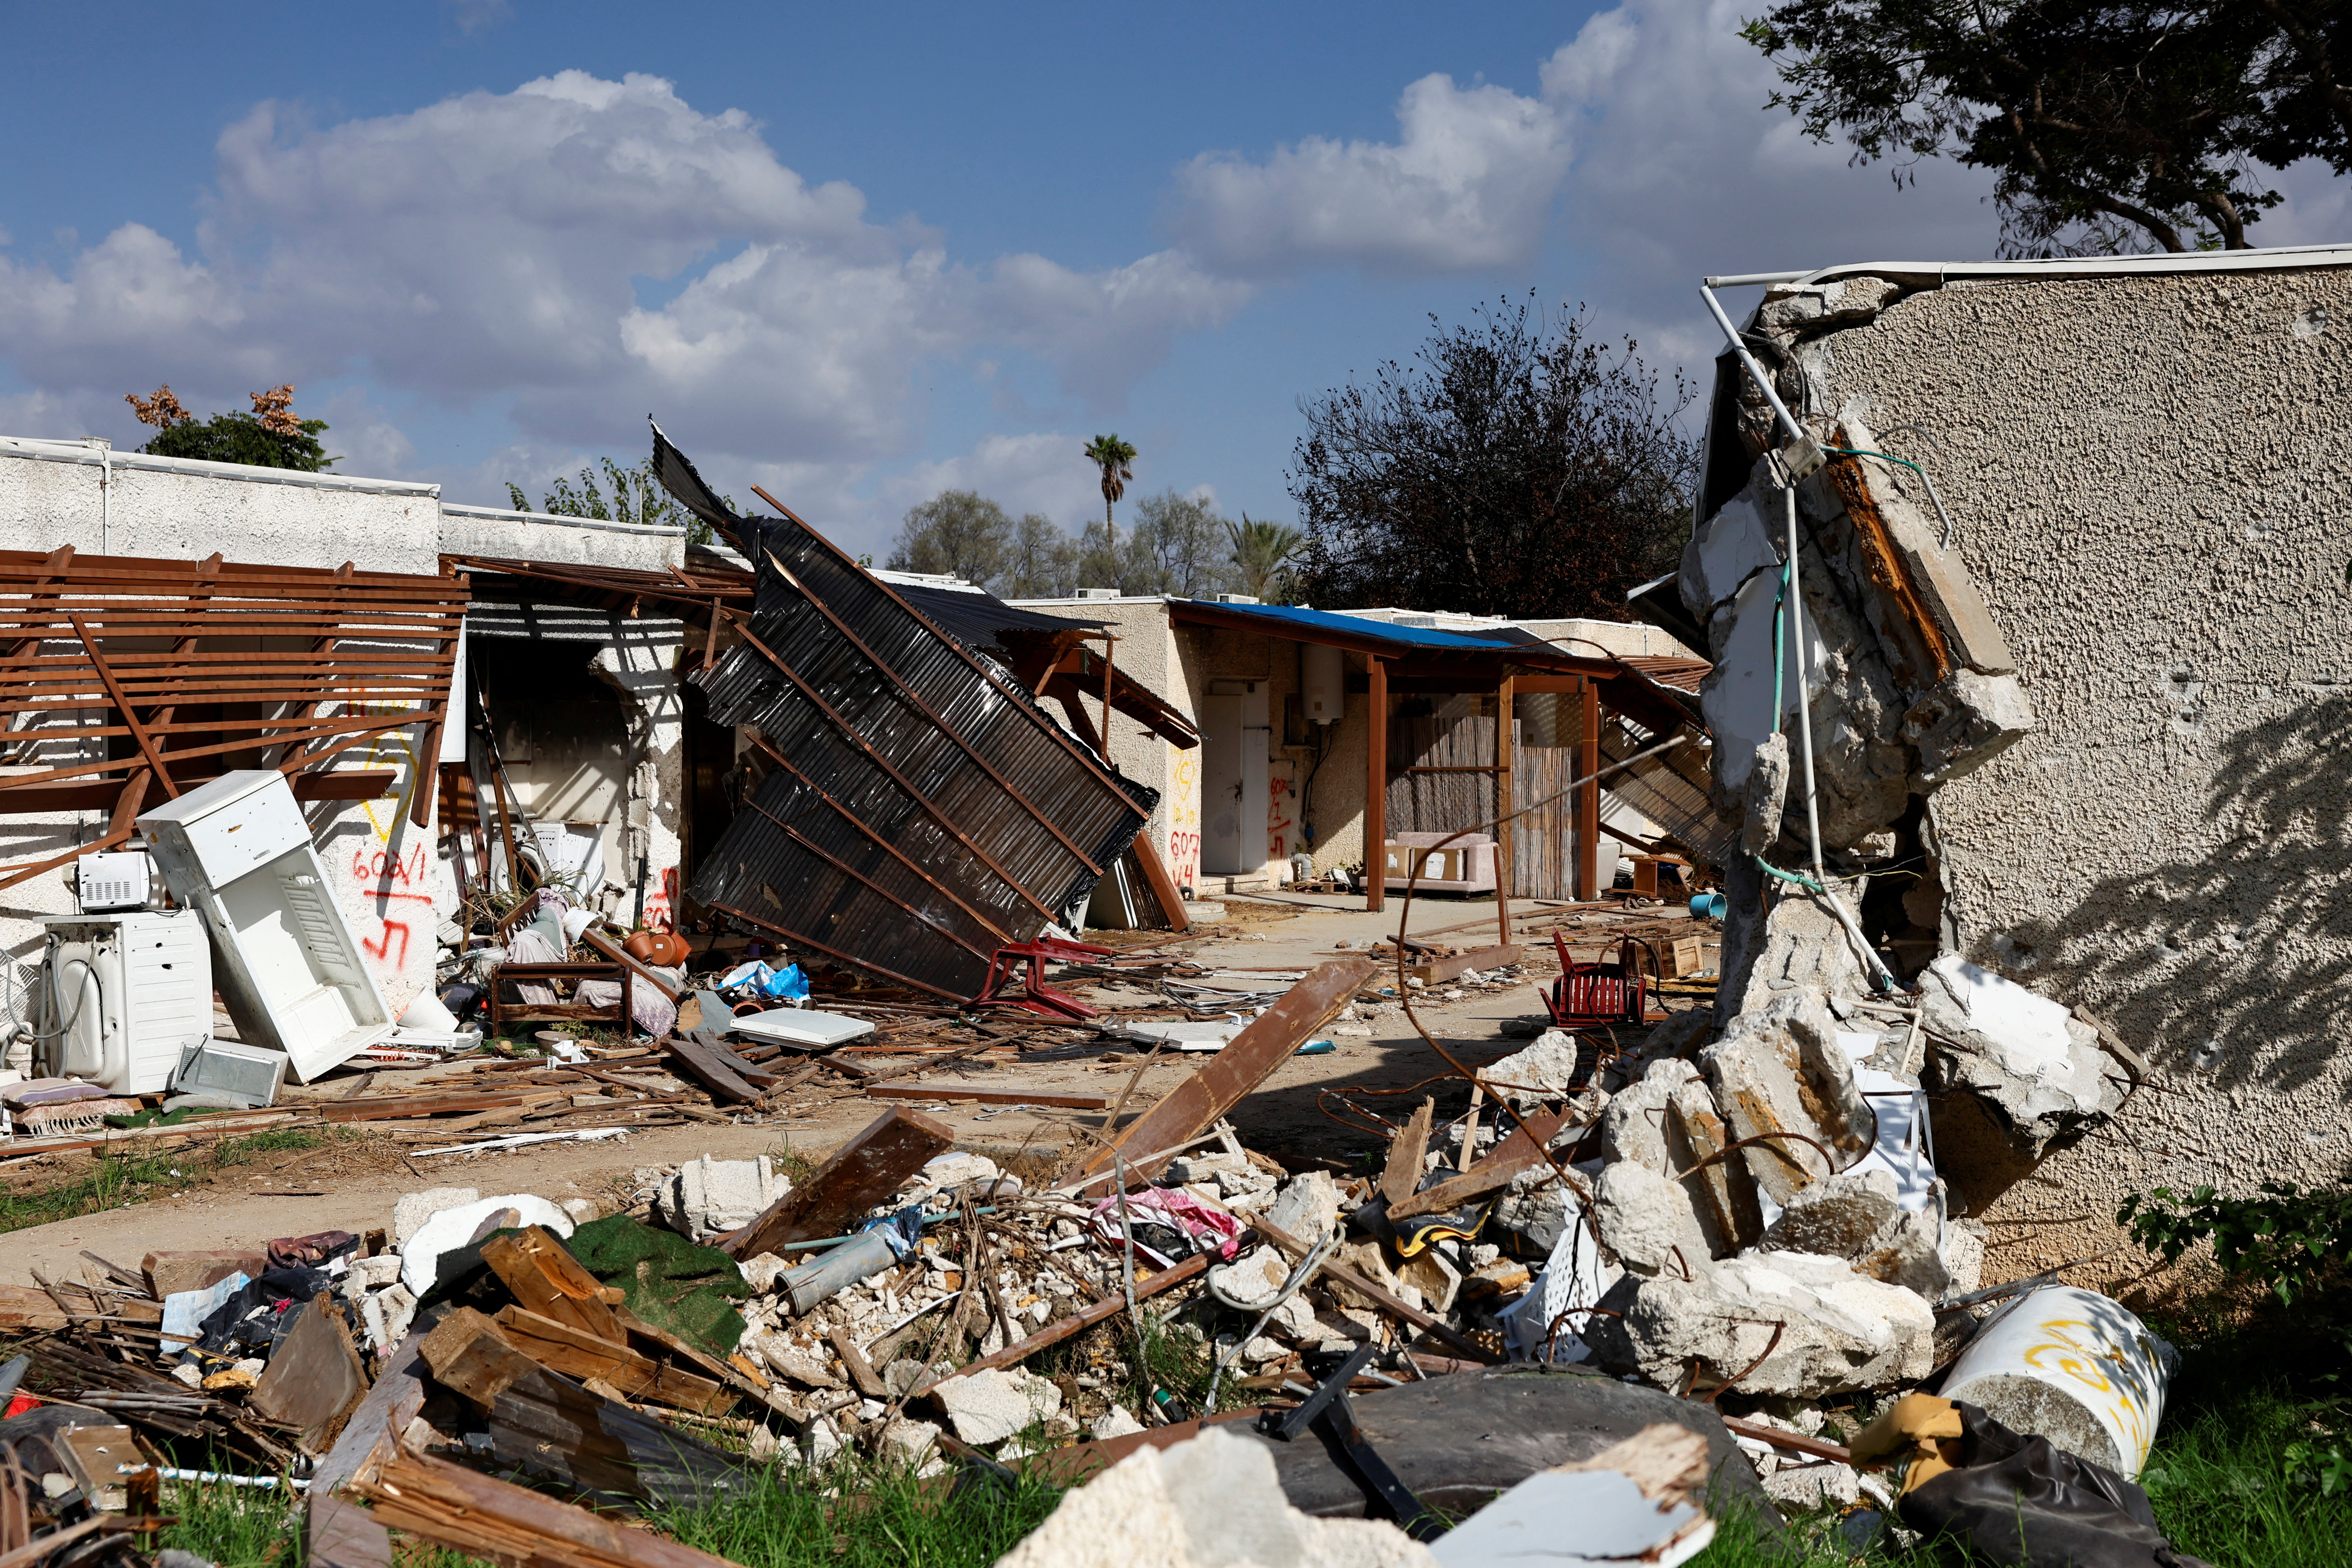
left=653, top=932, right=691, bottom=966
left=622, top=930, right=659, bottom=962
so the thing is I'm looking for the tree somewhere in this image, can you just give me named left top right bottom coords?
left=1123, top=489, right=1237, bottom=599
left=1288, top=298, right=1696, bottom=621
left=1005, top=511, right=1081, bottom=598
left=1225, top=513, right=1307, bottom=603
left=507, top=457, right=718, bottom=546
left=1081, top=434, right=1137, bottom=568
left=1742, top=2, right=2352, bottom=256
left=886, top=490, right=1015, bottom=586
left=126, top=384, right=334, bottom=471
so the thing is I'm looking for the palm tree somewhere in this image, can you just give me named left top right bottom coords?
left=1225, top=513, right=1308, bottom=603
left=1082, top=434, right=1137, bottom=566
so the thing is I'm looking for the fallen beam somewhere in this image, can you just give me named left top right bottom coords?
left=660, top=1034, right=762, bottom=1104
left=1382, top=1106, right=1576, bottom=1223
left=358, top=1448, right=741, bottom=1568
left=1410, top=943, right=1523, bottom=987
left=1073, top=958, right=1375, bottom=1194
left=913, top=1250, right=1213, bottom=1396
left=722, top=1105, right=955, bottom=1258
left=492, top=1307, right=735, bottom=1416
left=864, top=1081, right=1111, bottom=1110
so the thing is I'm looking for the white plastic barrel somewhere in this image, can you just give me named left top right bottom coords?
left=1940, top=1285, right=2177, bottom=1479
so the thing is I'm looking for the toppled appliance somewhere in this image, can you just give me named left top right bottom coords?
left=138, top=771, right=395, bottom=1081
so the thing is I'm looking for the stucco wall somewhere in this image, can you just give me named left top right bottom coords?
left=0, top=442, right=448, bottom=1021
left=1795, top=262, right=2352, bottom=1275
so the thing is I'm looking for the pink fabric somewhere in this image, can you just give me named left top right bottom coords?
left=1090, top=1185, right=1245, bottom=1267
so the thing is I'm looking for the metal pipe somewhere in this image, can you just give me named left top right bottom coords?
left=1782, top=479, right=1895, bottom=992
left=1702, top=270, right=1810, bottom=287
left=1699, top=285, right=1806, bottom=446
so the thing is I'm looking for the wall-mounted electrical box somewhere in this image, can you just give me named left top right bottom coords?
left=35, top=909, right=213, bottom=1095
left=1301, top=643, right=1346, bottom=726
left=137, top=771, right=392, bottom=1083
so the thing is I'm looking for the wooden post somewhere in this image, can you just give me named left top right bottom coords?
left=1577, top=674, right=1602, bottom=901
left=1365, top=656, right=1386, bottom=913
left=1495, top=672, right=1514, bottom=947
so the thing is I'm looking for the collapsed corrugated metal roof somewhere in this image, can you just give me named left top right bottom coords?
left=651, top=426, right=1156, bottom=1000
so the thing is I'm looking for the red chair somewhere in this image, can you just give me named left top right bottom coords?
left=1542, top=932, right=1661, bottom=1028
left=970, top=936, right=1115, bottom=1022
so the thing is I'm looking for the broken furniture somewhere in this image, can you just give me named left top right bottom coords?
left=1382, top=833, right=1498, bottom=895
left=489, top=960, right=636, bottom=1038
left=1542, top=932, right=1658, bottom=1029
left=138, top=771, right=396, bottom=1082
left=970, top=936, right=1114, bottom=1022
left=1625, top=853, right=1690, bottom=900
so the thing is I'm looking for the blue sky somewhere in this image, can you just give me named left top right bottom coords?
left=2, top=1, right=2343, bottom=561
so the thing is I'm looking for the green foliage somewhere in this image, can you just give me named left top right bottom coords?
left=1223, top=513, right=1307, bottom=604
left=1740, top=2, right=2352, bottom=256
left=654, top=1453, right=1067, bottom=1568
left=2119, top=1181, right=2352, bottom=1306
left=0, top=1128, right=325, bottom=1235
left=508, top=457, right=725, bottom=547
left=1290, top=296, right=1694, bottom=620
left=142, top=410, right=333, bottom=471
left=1122, top=489, right=1237, bottom=599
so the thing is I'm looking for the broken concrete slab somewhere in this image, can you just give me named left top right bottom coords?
left=997, top=1425, right=1436, bottom=1568
left=933, top=1366, right=1061, bottom=1447
left=1916, top=955, right=2122, bottom=1159
left=653, top=1155, right=789, bottom=1243
left=1591, top=1161, right=1712, bottom=1279
left=1759, top=1167, right=1901, bottom=1261
left=1479, top=1030, right=1582, bottom=1112
left=1587, top=1252, right=1934, bottom=1398
left=1700, top=991, right=1876, bottom=1206
left=1260, top=1171, right=1341, bottom=1246
left=392, top=1188, right=479, bottom=1249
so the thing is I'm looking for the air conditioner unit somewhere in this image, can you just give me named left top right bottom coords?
left=34, top=909, right=214, bottom=1095
left=137, top=771, right=393, bottom=1083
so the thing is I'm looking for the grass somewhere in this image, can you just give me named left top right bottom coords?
left=0, top=1126, right=326, bottom=1235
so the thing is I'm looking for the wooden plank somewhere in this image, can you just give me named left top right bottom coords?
left=1380, top=1098, right=1434, bottom=1211
left=491, top=1307, right=735, bottom=1416
left=865, top=1081, right=1111, bottom=1110
left=1382, top=1106, right=1576, bottom=1223
left=577, top=927, right=682, bottom=1003
left=912, top=1250, right=1214, bottom=1396
left=723, top=1106, right=954, bottom=1258
left=1130, top=827, right=1191, bottom=932
left=1409, top=943, right=1523, bottom=987
left=305, top=1493, right=391, bottom=1568
left=0, top=1284, right=68, bottom=1331
left=694, top=1030, right=782, bottom=1088
left=309, top=1325, right=431, bottom=1497
left=358, top=1450, right=743, bottom=1568
left=827, top=1326, right=886, bottom=1399
left=479, top=1228, right=626, bottom=1346
left=662, top=1033, right=762, bottom=1104
left=1073, top=959, right=1376, bottom=1193
left=249, top=1293, right=369, bottom=1454
left=1253, top=1216, right=1501, bottom=1365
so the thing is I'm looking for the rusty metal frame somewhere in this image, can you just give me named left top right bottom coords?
left=720, top=609, right=1062, bottom=924
left=756, top=547, right=1102, bottom=874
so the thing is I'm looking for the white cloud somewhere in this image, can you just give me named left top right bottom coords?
left=875, top=431, right=1105, bottom=531
left=315, top=388, right=418, bottom=479
left=0, top=71, right=1248, bottom=475
left=1167, top=74, right=1573, bottom=277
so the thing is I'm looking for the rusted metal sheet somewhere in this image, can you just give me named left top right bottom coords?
left=653, top=429, right=1155, bottom=1000
left=1074, top=958, right=1377, bottom=1191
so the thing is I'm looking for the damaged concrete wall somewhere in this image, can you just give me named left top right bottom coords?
left=1690, top=255, right=2352, bottom=1280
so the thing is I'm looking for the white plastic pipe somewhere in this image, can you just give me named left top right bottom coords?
left=1783, top=479, right=1896, bottom=992
left=1699, top=284, right=1806, bottom=446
